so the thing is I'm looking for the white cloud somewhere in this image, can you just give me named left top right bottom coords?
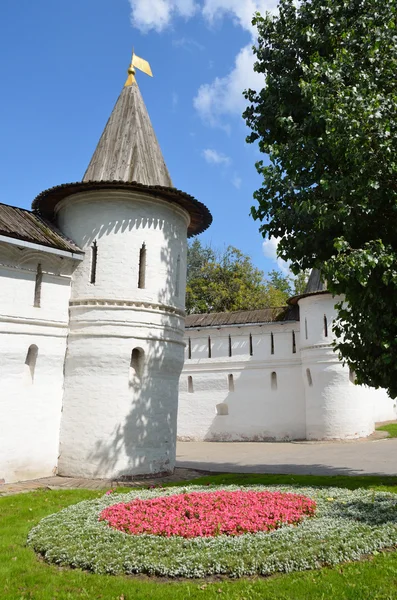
left=202, top=148, right=231, bottom=165
left=231, top=173, right=242, bottom=188
left=202, top=0, right=277, bottom=33
left=129, top=0, right=198, bottom=32
left=172, top=37, right=205, bottom=51
left=262, top=237, right=291, bottom=275
left=193, top=44, right=263, bottom=129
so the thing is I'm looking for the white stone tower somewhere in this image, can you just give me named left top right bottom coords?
left=32, top=54, right=212, bottom=478
left=292, top=270, right=374, bottom=440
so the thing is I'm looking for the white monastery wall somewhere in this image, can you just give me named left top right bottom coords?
left=0, top=242, right=76, bottom=483
left=56, top=189, right=189, bottom=478
left=178, top=322, right=306, bottom=441
left=179, top=293, right=396, bottom=442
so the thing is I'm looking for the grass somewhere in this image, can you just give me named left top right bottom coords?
left=376, top=423, right=397, bottom=438
left=2, top=474, right=397, bottom=599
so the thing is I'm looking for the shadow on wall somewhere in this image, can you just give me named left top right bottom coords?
left=80, top=219, right=186, bottom=478
left=178, top=355, right=306, bottom=443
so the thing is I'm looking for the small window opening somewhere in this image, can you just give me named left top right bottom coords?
left=138, top=243, right=146, bottom=289
left=90, top=240, right=98, bottom=284
left=349, top=368, right=356, bottom=384
left=216, top=403, right=229, bottom=416
left=34, top=264, right=42, bottom=308
left=292, top=330, right=296, bottom=354
left=129, top=347, right=144, bottom=387
left=324, top=314, right=328, bottom=337
left=228, top=373, right=235, bottom=392
left=271, top=332, right=274, bottom=355
left=188, top=337, right=192, bottom=359
left=249, top=333, right=254, bottom=356
left=188, top=376, right=194, bottom=393
left=208, top=336, right=212, bottom=358
left=271, top=371, right=277, bottom=390
left=175, top=254, right=181, bottom=297
left=228, top=334, right=232, bottom=357
left=305, top=318, right=308, bottom=340
left=306, top=368, right=313, bottom=386
left=25, top=344, right=38, bottom=384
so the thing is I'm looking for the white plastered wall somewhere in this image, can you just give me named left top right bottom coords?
left=299, top=293, right=396, bottom=439
left=0, top=242, right=76, bottom=483
left=179, top=294, right=396, bottom=442
left=56, top=189, right=189, bottom=478
left=178, top=322, right=306, bottom=441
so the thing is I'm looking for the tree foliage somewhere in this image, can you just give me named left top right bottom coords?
left=244, top=0, right=397, bottom=397
left=186, top=240, right=294, bottom=314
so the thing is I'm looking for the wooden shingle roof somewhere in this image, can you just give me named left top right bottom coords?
left=83, top=83, right=173, bottom=187
left=33, top=78, right=212, bottom=238
left=0, top=203, right=83, bottom=254
left=185, top=306, right=299, bottom=328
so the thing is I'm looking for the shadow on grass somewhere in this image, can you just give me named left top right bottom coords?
left=116, top=472, right=397, bottom=494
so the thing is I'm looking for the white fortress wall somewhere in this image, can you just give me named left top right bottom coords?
left=56, top=189, right=189, bottom=478
left=178, top=321, right=306, bottom=441
left=299, top=293, right=396, bottom=440
left=0, top=241, right=78, bottom=483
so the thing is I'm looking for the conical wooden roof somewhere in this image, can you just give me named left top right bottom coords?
left=32, top=63, right=212, bottom=237
left=83, top=82, right=172, bottom=186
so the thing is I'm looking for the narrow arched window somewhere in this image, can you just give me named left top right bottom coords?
left=349, top=368, right=356, bottom=384
left=305, top=318, right=308, bottom=340
left=306, top=368, right=313, bottom=386
left=25, top=344, right=38, bottom=384
left=228, top=373, right=234, bottom=392
left=90, top=240, right=98, bottom=284
left=175, top=254, right=181, bottom=297
left=324, top=314, right=328, bottom=337
left=228, top=334, right=232, bottom=357
left=271, top=332, right=274, bottom=355
left=292, top=330, right=296, bottom=354
left=129, top=347, right=144, bottom=387
left=208, top=336, right=212, bottom=358
left=249, top=333, right=254, bottom=356
left=34, top=263, right=42, bottom=308
left=188, top=376, right=194, bottom=393
left=138, top=243, right=146, bottom=289
left=188, top=337, right=192, bottom=359
left=271, top=371, right=277, bottom=390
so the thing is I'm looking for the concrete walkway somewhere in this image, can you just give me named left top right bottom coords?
left=2, top=437, right=397, bottom=497
left=176, top=438, right=397, bottom=477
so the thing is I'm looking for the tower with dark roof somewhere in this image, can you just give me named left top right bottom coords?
left=33, top=54, right=211, bottom=478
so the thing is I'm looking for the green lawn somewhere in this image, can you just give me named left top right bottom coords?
left=2, top=474, right=397, bottom=599
left=376, top=423, right=397, bottom=438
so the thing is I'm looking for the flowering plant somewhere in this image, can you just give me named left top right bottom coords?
left=27, top=484, right=397, bottom=578
left=100, top=490, right=316, bottom=538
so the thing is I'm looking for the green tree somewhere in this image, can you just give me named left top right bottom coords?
left=186, top=241, right=291, bottom=314
left=244, top=0, right=397, bottom=397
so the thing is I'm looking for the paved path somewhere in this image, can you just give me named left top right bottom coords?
left=2, top=437, right=397, bottom=497
left=176, top=437, right=397, bottom=477
left=0, top=468, right=208, bottom=497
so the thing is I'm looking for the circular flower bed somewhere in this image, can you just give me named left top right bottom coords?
left=27, top=485, right=397, bottom=578
left=99, top=490, right=316, bottom=537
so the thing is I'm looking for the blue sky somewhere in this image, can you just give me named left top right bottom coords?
left=0, top=0, right=286, bottom=275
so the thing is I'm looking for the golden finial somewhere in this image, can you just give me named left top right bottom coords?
left=125, top=51, right=153, bottom=87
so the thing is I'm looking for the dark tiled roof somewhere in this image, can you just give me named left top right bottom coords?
left=0, top=203, right=83, bottom=254
left=304, top=268, right=327, bottom=294
left=32, top=180, right=212, bottom=238
left=288, top=269, right=328, bottom=305
left=185, top=306, right=299, bottom=328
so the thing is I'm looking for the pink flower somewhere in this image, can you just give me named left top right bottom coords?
left=99, top=490, right=316, bottom=539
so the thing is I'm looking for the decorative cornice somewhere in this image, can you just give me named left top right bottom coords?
left=69, top=298, right=185, bottom=317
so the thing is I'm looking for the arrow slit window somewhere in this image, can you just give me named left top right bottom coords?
left=138, top=243, right=146, bottom=289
